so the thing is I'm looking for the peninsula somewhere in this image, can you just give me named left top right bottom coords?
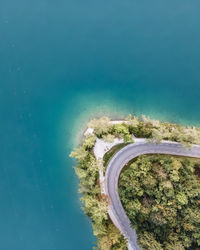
left=70, top=115, right=200, bottom=250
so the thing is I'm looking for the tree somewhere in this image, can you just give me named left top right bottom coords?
left=138, top=232, right=163, bottom=250
left=88, top=116, right=111, bottom=137
left=83, top=135, right=96, bottom=149
left=70, top=146, right=88, bottom=161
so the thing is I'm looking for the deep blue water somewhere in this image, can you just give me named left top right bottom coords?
left=1, top=0, right=200, bottom=249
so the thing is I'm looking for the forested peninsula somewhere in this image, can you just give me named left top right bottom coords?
left=70, top=115, right=200, bottom=250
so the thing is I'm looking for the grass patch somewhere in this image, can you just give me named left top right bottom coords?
left=103, top=143, right=130, bottom=172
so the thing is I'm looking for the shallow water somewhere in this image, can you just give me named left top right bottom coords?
left=1, top=0, right=200, bottom=249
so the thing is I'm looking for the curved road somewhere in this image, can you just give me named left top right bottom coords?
left=104, top=139, right=200, bottom=250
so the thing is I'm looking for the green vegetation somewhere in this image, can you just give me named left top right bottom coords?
left=119, top=155, right=200, bottom=250
left=70, top=115, right=200, bottom=249
left=126, top=115, right=200, bottom=146
left=88, top=117, right=134, bottom=143
left=103, top=143, right=130, bottom=170
left=70, top=134, right=127, bottom=250
left=87, top=115, right=200, bottom=146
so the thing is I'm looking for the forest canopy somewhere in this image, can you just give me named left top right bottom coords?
left=119, top=155, right=200, bottom=250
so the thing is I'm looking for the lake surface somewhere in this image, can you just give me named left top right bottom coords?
left=1, top=0, right=200, bottom=249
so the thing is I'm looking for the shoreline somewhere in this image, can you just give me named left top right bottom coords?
left=70, top=115, right=200, bottom=250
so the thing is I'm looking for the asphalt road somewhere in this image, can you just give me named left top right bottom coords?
left=105, top=139, right=200, bottom=250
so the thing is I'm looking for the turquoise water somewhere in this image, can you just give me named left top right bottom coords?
left=1, top=0, right=200, bottom=249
